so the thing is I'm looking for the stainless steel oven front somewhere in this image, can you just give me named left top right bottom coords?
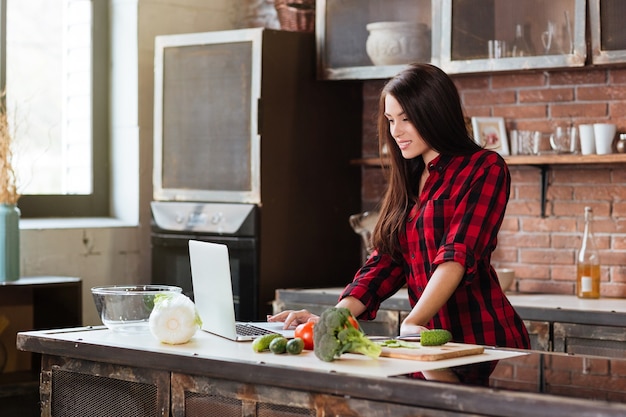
left=150, top=202, right=258, bottom=321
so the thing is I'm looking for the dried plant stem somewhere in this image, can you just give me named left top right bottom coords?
left=0, top=97, right=19, bottom=205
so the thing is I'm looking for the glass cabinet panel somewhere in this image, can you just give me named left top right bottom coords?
left=589, top=0, right=626, bottom=64
left=316, top=0, right=439, bottom=80
left=440, top=0, right=586, bottom=74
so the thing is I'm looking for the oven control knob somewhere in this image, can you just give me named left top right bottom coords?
left=211, top=212, right=223, bottom=225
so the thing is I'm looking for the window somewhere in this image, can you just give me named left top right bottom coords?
left=1, top=0, right=109, bottom=217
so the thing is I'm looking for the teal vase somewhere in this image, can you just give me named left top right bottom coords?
left=0, top=204, right=20, bottom=282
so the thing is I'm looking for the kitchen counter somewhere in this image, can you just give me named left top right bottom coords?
left=275, top=288, right=626, bottom=326
left=274, top=288, right=626, bottom=356
left=16, top=327, right=626, bottom=417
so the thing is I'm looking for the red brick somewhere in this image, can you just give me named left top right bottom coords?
left=463, top=90, right=517, bottom=107
left=609, top=102, right=626, bottom=128
left=499, top=217, right=519, bottom=232
left=491, top=247, right=517, bottom=263
left=518, top=280, right=574, bottom=294
left=497, top=232, right=550, bottom=248
left=452, top=74, right=490, bottom=90
left=505, top=200, right=542, bottom=216
left=493, top=104, right=547, bottom=119
left=515, top=184, right=542, bottom=199
left=601, top=283, right=626, bottom=297
left=544, top=368, right=573, bottom=385
left=521, top=217, right=577, bottom=233
left=577, top=85, right=626, bottom=101
left=509, top=166, right=542, bottom=182
left=553, top=168, right=612, bottom=183
left=551, top=102, right=608, bottom=118
left=551, top=264, right=577, bottom=281
left=519, top=87, right=574, bottom=103
left=491, top=72, right=546, bottom=89
left=609, top=68, right=626, bottom=84
left=611, top=235, right=626, bottom=250
left=610, top=169, right=626, bottom=183
left=463, top=107, right=492, bottom=117
left=547, top=185, right=575, bottom=200
left=610, top=266, right=626, bottom=282
left=550, top=69, right=607, bottom=85
left=551, top=234, right=580, bottom=249
left=521, top=249, right=573, bottom=264
left=600, top=250, right=626, bottom=266
left=512, top=120, right=554, bottom=132
left=513, top=265, right=550, bottom=280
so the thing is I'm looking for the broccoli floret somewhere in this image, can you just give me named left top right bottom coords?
left=313, top=307, right=382, bottom=362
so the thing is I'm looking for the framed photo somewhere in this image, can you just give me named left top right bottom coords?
left=471, top=117, right=509, bottom=155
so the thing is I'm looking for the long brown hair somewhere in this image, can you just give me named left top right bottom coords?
left=372, top=64, right=481, bottom=259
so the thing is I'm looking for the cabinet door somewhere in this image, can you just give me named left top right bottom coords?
left=553, top=322, right=626, bottom=358
left=316, top=0, right=440, bottom=80
left=524, top=320, right=551, bottom=352
left=440, top=0, right=586, bottom=74
left=589, top=0, right=626, bottom=64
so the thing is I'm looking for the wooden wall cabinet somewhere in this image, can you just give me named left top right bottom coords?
left=440, top=0, right=586, bottom=74
left=316, top=0, right=588, bottom=80
left=316, top=0, right=440, bottom=80
left=589, top=0, right=626, bottom=64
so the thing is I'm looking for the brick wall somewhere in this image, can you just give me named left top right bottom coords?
left=360, top=65, right=626, bottom=298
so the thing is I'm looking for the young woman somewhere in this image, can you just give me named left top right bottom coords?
left=269, top=63, right=530, bottom=351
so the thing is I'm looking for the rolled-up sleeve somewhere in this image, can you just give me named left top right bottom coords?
left=339, top=250, right=407, bottom=320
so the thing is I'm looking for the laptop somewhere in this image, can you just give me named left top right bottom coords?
left=189, top=239, right=295, bottom=341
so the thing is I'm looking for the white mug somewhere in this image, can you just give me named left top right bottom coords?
left=593, top=123, right=617, bottom=155
left=579, top=124, right=596, bottom=155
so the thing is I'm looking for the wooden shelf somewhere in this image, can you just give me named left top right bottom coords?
left=352, top=154, right=626, bottom=167
left=351, top=153, right=626, bottom=218
left=504, top=153, right=626, bottom=165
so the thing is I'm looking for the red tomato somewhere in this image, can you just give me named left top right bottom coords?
left=294, top=321, right=315, bottom=350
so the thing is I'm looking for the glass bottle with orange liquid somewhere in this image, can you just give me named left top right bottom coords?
left=576, top=207, right=600, bottom=298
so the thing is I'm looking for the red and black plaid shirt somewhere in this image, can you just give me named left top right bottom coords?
left=341, top=150, right=530, bottom=349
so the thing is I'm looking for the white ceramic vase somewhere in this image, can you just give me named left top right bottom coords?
left=366, top=21, right=430, bottom=66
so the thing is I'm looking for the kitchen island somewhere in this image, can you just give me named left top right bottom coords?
left=16, top=326, right=626, bottom=417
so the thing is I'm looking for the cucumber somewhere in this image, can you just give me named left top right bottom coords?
left=252, top=333, right=282, bottom=352
left=286, top=338, right=304, bottom=355
left=269, top=337, right=288, bottom=354
left=420, top=329, right=452, bottom=346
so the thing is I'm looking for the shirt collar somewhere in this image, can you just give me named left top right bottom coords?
left=426, top=153, right=453, bottom=173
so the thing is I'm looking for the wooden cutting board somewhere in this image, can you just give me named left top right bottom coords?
left=379, top=342, right=484, bottom=361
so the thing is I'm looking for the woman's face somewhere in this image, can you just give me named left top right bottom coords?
left=384, top=94, right=436, bottom=161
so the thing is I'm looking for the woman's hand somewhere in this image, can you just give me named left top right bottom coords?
left=267, top=309, right=319, bottom=329
left=400, top=321, right=429, bottom=337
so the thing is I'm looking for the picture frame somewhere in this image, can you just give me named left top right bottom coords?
left=471, top=117, right=509, bottom=155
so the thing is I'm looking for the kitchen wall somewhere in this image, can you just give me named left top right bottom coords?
left=18, top=2, right=626, bottom=328
left=360, top=67, right=626, bottom=298
left=18, top=0, right=269, bottom=326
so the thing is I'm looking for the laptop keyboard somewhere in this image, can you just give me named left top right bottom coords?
left=236, top=323, right=276, bottom=337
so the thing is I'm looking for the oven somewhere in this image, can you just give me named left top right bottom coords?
left=151, top=202, right=258, bottom=321
left=150, top=28, right=363, bottom=320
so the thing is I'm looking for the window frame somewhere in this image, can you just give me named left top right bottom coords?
left=0, top=0, right=110, bottom=218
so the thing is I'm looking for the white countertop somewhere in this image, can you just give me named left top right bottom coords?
left=280, top=288, right=626, bottom=314
left=506, top=294, right=626, bottom=313
left=22, top=327, right=524, bottom=378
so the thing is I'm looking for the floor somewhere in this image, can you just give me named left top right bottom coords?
left=0, top=381, right=40, bottom=417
